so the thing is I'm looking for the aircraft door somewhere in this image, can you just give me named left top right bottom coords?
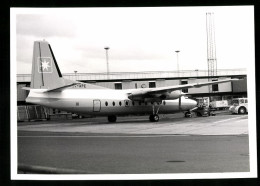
left=93, top=100, right=101, bottom=112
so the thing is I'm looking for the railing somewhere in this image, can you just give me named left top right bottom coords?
left=17, top=69, right=247, bottom=82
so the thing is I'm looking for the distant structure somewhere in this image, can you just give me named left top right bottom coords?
left=206, top=12, right=218, bottom=94
left=206, top=12, right=217, bottom=77
left=104, top=47, right=110, bottom=79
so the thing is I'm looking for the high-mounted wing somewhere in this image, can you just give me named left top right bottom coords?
left=128, top=78, right=240, bottom=101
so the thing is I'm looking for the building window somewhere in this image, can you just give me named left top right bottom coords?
left=212, top=79, right=219, bottom=92
left=115, top=83, right=122, bottom=90
left=149, top=82, right=156, bottom=88
left=181, top=80, right=188, bottom=93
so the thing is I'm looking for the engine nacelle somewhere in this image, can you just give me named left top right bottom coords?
left=128, top=90, right=182, bottom=101
left=128, top=91, right=146, bottom=101
left=160, top=90, right=182, bottom=100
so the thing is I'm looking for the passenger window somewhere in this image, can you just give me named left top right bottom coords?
left=132, top=101, right=135, bottom=106
left=105, top=101, right=108, bottom=106
left=139, top=101, right=142, bottom=106
left=240, top=99, right=244, bottom=104
left=125, top=101, right=129, bottom=106
left=119, top=101, right=122, bottom=106
left=163, top=101, right=166, bottom=105
left=112, top=101, right=115, bottom=106
left=245, top=99, right=248, bottom=103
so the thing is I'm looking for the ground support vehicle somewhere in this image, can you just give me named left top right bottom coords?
left=229, top=98, right=248, bottom=114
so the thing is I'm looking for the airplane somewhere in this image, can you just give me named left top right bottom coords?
left=23, top=40, right=239, bottom=122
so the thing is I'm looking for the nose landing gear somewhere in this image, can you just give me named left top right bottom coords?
left=184, top=111, right=192, bottom=118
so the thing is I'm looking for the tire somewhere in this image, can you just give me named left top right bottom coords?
left=238, top=107, right=246, bottom=114
left=185, top=112, right=192, bottom=118
left=149, top=114, right=159, bottom=122
left=108, top=115, right=117, bottom=122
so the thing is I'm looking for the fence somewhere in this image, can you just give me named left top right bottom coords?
left=17, top=105, right=47, bottom=122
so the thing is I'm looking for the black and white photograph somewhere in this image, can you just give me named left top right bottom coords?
left=11, top=6, right=257, bottom=180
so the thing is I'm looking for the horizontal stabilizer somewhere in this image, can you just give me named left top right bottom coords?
left=43, top=83, right=81, bottom=92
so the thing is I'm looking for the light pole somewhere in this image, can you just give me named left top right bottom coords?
left=175, top=50, right=180, bottom=77
left=195, top=69, right=199, bottom=77
left=104, top=47, right=110, bottom=79
left=74, top=70, right=77, bottom=81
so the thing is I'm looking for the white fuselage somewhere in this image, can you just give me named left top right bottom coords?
left=26, top=89, right=197, bottom=116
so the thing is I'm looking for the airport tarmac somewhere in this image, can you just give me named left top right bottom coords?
left=17, top=111, right=250, bottom=174
left=18, top=111, right=248, bottom=136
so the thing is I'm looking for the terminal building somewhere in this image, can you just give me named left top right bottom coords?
left=17, top=69, right=247, bottom=121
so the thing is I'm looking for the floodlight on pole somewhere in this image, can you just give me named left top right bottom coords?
left=74, top=70, right=77, bottom=80
left=104, top=47, right=110, bottom=79
left=175, top=50, right=180, bottom=77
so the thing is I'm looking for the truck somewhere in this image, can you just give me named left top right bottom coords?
left=210, top=100, right=229, bottom=110
left=229, top=98, right=248, bottom=114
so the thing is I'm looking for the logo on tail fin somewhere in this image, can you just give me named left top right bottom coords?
left=38, top=57, right=53, bottom=73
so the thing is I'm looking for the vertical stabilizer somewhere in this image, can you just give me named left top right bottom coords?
left=30, top=40, right=72, bottom=89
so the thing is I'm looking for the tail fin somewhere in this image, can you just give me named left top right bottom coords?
left=30, top=40, right=73, bottom=89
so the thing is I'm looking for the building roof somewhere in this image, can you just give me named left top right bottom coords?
left=17, top=69, right=247, bottom=83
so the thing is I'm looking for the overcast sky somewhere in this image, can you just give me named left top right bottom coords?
left=12, top=6, right=254, bottom=74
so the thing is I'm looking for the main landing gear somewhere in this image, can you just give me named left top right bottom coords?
left=149, top=102, right=162, bottom=122
left=108, top=115, right=117, bottom=122
left=149, top=114, right=159, bottom=122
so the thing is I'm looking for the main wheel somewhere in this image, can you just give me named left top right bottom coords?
left=108, top=115, right=117, bottom=122
left=238, top=107, right=246, bottom=114
left=149, top=114, right=159, bottom=122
